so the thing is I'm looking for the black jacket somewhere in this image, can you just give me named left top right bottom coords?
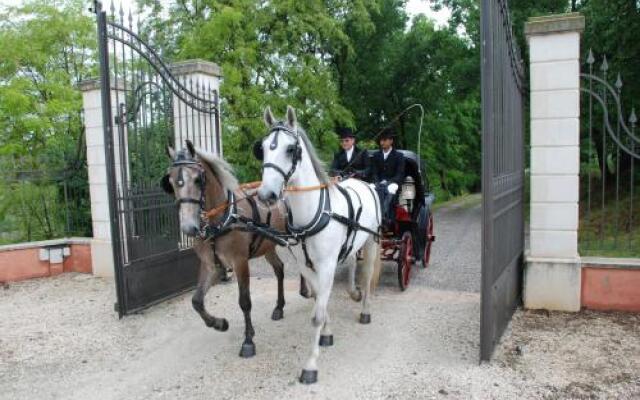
left=330, top=145, right=369, bottom=179
left=371, top=148, right=405, bottom=186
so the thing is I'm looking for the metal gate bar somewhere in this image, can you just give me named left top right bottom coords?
left=480, top=0, right=525, bottom=361
left=94, top=1, right=221, bottom=317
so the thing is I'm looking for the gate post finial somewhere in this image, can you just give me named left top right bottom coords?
left=587, top=48, right=595, bottom=65
left=601, top=55, right=609, bottom=72
left=615, top=73, right=623, bottom=90
left=91, top=0, right=101, bottom=14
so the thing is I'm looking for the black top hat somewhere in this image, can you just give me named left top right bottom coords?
left=378, top=127, right=396, bottom=140
left=335, top=127, right=355, bottom=139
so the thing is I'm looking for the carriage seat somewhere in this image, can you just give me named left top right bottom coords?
left=366, top=149, right=426, bottom=217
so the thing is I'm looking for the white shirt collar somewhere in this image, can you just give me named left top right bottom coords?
left=383, top=147, right=393, bottom=160
left=345, top=147, right=354, bottom=162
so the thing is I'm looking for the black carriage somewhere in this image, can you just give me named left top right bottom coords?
left=370, top=150, right=436, bottom=290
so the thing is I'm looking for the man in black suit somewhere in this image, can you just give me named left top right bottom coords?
left=371, top=127, right=405, bottom=227
left=329, top=127, right=369, bottom=181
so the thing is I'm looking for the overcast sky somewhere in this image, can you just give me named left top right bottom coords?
left=0, top=0, right=451, bottom=27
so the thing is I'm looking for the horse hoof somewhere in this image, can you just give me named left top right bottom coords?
left=205, top=318, right=229, bottom=331
left=271, top=308, right=284, bottom=321
left=239, top=342, right=256, bottom=358
left=349, top=289, right=362, bottom=302
left=299, top=369, right=318, bottom=384
left=319, top=334, right=333, bottom=347
left=214, top=318, right=229, bottom=331
left=359, top=313, right=371, bottom=324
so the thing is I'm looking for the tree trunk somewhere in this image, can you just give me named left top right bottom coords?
left=439, top=169, right=448, bottom=193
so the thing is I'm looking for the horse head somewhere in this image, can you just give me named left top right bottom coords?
left=256, top=106, right=303, bottom=204
left=161, top=140, right=206, bottom=236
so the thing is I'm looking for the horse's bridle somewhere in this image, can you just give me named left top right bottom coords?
left=170, top=159, right=206, bottom=210
left=256, top=122, right=303, bottom=185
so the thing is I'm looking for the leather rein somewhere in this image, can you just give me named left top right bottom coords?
left=170, top=158, right=328, bottom=246
left=256, top=122, right=380, bottom=259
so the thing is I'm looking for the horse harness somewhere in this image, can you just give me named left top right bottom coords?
left=170, top=121, right=381, bottom=262
left=169, top=155, right=285, bottom=258
left=254, top=122, right=381, bottom=264
left=253, top=121, right=303, bottom=183
left=200, top=190, right=283, bottom=257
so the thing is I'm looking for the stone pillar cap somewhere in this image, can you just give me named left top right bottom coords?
left=170, top=59, right=223, bottom=77
left=525, top=13, right=585, bottom=36
left=77, top=79, right=125, bottom=92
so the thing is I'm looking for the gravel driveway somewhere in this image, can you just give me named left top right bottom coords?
left=1, top=195, right=639, bottom=399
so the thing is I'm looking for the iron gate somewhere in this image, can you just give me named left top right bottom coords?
left=480, top=0, right=525, bottom=361
left=579, top=50, right=640, bottom=256
left=94, top=1, right=222, bottom=317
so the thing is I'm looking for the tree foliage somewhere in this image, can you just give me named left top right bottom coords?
left=0, top=0, right=94, bottom=242
left=337, top=1, right=482, bottom=195
left=139, top=0, right=483, bottom=195
left=1, top=0, right=638, bottom=242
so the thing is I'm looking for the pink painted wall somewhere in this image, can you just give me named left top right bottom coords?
left=64, top=244, right=93, bottom=274
left=581, top=267, right=640, bottom=312
left=0, top=241, right=92, bottom=283
left=0, top=248, right=50, bottom=282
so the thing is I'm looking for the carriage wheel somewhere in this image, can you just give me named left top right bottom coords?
left=397, top=231, right=413, bottom=291
left=422, top=214, right=435, bottom=268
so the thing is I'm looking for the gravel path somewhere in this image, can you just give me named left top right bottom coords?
left=1, top=195, right=639, bottom=399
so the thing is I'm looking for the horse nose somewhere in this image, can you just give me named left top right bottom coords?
left=257, top=187, right=273, bottom=203
left=181, top=223, right=200, bottom=237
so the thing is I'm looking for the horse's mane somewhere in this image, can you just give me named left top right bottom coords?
left=194, top=148, right=239, bottom=191
left=296, top=126, right=330, bottom=185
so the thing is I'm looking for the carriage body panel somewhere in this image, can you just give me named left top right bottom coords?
left=365, top=149, right=435, bottom=290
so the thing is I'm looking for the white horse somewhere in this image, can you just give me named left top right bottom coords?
left=256, top=106, right=382, bottom=384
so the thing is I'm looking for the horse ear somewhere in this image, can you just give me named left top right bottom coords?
left=286, top=105, right=297, bottom=127
left=160, top=174, right=173, bottom=195
left=166, top=145, right=176, bottom=159
left=185, top=139, right=195, bottom=158
left=264, top=106, right=275, bottom=127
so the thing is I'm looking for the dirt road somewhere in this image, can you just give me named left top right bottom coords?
left=1, top=195, right=638, bottom=399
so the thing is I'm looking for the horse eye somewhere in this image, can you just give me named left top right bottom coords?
left=194, top=176, right=202, bottom=186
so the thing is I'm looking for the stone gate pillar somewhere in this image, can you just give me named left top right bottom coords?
left=79, top=60, right=222, bottom=278
left=170, top=60, right=223, bottom=155
left=79, top=80, right=127, bottom=278
left=524, top=13, right=585, bottom=311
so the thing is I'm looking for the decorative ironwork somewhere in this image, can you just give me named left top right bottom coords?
left=94, top=1, right=221, bottom=317
left=480, top=0, right=525, bottom=361
left=580, top=50, right=639, bottom=257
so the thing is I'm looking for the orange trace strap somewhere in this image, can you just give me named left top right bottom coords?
left=284, top=183, right=328, bottom=192
left=239, top=181, right=261, bottom=190
left=240, top=178, right=339, bottom=193
left=285, top=176, right=339, bottom=192
left=202, top=178, right=339, bottom=218
left=203, top=201, right=230, bottom=220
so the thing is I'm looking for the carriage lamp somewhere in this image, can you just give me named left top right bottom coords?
left=399, top=177, right=416, bottom=213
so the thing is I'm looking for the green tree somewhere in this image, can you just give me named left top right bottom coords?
left=138, top=0, right=376, bottom=181
left=336, top=1, right=483, bottom=196
left=0, top=0, right=94, bottom=242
